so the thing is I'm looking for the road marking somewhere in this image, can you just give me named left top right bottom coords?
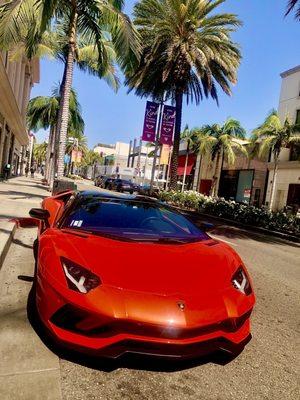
left=209, top=235, right=238, bottom=247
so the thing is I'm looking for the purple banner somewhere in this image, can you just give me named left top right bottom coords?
left=160, top=105, right=176, bottom=145
left=142, top=101, right=159, bottom=142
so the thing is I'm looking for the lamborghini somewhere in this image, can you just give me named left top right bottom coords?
left=29, top=190, right=255, bottom=359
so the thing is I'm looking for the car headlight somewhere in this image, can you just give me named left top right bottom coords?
left=232, top=266, right=252, bottom=296
left=61, top=258, right=101, bottom=294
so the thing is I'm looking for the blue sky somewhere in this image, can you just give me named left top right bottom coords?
left=31, top=0, right=300, bottom=147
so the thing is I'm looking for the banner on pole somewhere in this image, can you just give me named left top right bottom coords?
left=142, top=101, right=159, bottom=142
left=160, top=105, right=176, bottom=145
left=71, top=150, right=82, bottom=163
left=160, top=144, right=171, bottom=165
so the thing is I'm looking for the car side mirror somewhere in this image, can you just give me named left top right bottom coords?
left=29, top=208, right=50, bottom=221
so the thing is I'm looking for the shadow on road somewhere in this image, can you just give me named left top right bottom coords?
left=190, top=215, right=300, bottom=248
left=26, top=286, right=240, bottom=373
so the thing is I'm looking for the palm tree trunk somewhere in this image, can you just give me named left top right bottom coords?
left=55, top=7, right=78, bottom=179
left=46, top=125, right=55, bottom=184
left=181, top=144, right=189, bottom=193
left=169, top=91, right=183, bottom=190
left=210, top=151, right=221, bottom=197
left=44, top=127, right=53, bottom=182
left=269, top=154, right=279, bottom=211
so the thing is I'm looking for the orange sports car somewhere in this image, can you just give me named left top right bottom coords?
left=30, top=190, right=255, bottom=359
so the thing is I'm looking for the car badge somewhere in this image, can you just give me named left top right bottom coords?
left=177, top=301, right=185, bottom=311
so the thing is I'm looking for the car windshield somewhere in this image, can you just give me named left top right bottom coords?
left=61, top=197, right=209, bottom=243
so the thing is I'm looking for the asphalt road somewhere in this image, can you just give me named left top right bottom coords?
left=57, top=180, right=300, bottom=400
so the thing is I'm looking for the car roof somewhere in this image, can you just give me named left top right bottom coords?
left=77, top=190, right=159, bottom=204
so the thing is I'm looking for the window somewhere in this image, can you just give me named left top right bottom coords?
left=296, top=110, right=300, bottom=125
left=62, top=197, right=209, bottom=243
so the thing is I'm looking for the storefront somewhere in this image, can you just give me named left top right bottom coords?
left=177, top=154, right=197, bottom=190
left=219, top=169, right=255, bottom=204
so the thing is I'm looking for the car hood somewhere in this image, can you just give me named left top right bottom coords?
left=50, top=229, right=240, bottom=297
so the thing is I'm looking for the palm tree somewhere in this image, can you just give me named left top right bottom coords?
left=127, top=0, right=242, bottom=190
left=252, top=111, right=300, bottom=210
left=33, top=142, right=47, bottom=167
left=27, top=86, right=84, bottom=184
left=0, top=0, right=140, bottom=178
left=285, top=0, right=300, bottom=19
left=81, top=150, right=104, bottom=179
left=197, top=118, right=247, bottom=196
left=180, top=126, right=197, bottom=192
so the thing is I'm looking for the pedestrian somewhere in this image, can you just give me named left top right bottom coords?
left=30, top=166, right=35, bottom=178
left=25, top=166, right=29, bottom=177
left=3, top=163, right=11, bottom=180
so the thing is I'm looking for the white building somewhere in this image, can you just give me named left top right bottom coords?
left=265, top=66, right=300, bottom=211
left=94, top=141, right=130, bottom=169
left=0, top=51, right=39, bottom=176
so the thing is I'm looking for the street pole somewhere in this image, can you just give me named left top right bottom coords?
left=150, top=99, right=164, bottom=192
left=131, top=138, right=136, bottom=168
left=137, top=137, right=142, bottom=182
left=143, top=146, right=149, bottom=184
left=165, top=146, right=172, bottom=191
left=127, top=140, right=132, bottom=168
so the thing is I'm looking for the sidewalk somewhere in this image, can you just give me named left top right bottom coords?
left=0, top=176, right=62, bottom=400
left=0, top=175, right=48, bottom=268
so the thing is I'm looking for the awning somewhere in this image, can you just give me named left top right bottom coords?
left=177, top=154, right=196, bottom=176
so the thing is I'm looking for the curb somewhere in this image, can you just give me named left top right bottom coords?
left=0, top=221, right=17, bottom=269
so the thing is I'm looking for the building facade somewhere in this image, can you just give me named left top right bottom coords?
left=94, top=142, right=130, bottom=169
left=219, top=154, right=268, bottom=207
left=265, top=66, right=300, bottom=211
left=0, top=50, right=39, bottom=177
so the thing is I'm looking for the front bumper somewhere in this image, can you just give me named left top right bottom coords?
left=36, top=277, right=254, bottom=359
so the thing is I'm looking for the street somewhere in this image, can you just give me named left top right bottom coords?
left=59, top=188, right=300, bottom=400
left=0, top=177, right=299, bottom=400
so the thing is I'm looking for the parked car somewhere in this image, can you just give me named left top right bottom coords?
left=94, top=175, right=104, bottom=187
left=110, top=179, right=136, bottom=193
left=101, top=177, right=116, bottom=189
left=29, top=190, right=255, bottom=359
left=138, top=183, right=160, bottom=197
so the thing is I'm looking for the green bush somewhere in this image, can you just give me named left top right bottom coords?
left=158, top=190, right=300, bottom=236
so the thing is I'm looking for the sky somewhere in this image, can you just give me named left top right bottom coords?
left=31, top=0, right=300, bottom=147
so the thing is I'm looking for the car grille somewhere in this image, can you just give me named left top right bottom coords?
left=50, top=305, right=252, bottom=339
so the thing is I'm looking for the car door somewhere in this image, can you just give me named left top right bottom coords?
left=41, top=191, right=75, bottom=232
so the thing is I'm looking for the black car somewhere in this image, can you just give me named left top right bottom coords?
left=138, top=183, right=160, bottom=197
left=101, top=177, right=116, bottom=189
left=110, top=179, right=136, bottom=193
left=94, top=175, right=104, bottom=187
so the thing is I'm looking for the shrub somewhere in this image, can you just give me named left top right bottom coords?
left=158, top=190, right=300, bottom=236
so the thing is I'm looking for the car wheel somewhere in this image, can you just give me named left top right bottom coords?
left=130, top=190, right=133, bottom=194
